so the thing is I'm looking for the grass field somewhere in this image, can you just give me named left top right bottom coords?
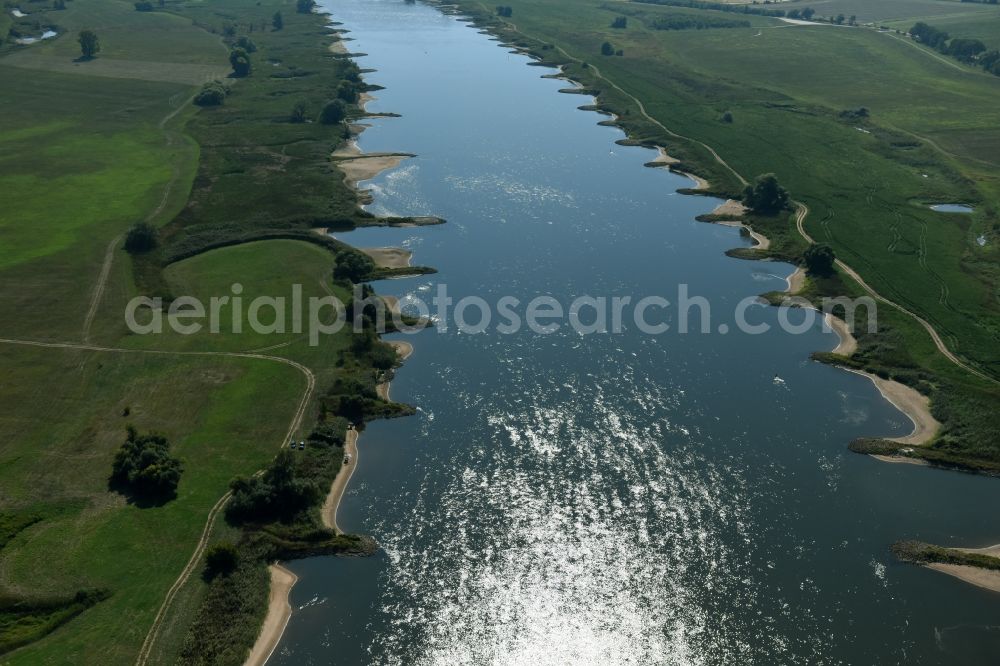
left=0, top=0, right=395, bottom=661
left=447, top=0, right=1000, bottom=467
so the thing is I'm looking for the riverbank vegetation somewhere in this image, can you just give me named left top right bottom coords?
left=0, top=0, right=421, bottom=661
left=892, top=540, right=1000, bottom=571
left=441, top=0, right=1000, bottom=472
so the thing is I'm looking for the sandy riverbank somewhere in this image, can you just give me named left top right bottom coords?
left=926, top=543, right=1000, bottom=593
left=322, top=341, right=413, bottom=530
left=332, top=140, right=412, bottom=189
left=362, top=246, right=412, bottom=269
left=321, top=428, right=359, bottom=533
left=703, top=200, right=771, bottom=250
left=244, top=564, right=298, bottom=666
left=785, top=266, right=939, bottom=448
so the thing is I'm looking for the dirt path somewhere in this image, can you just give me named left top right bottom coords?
left=0, top=336, right=315, bottom=666
left=81, top=92, right=197, bottom=344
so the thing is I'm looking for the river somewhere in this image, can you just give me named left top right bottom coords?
left=270, top=0, right=1000, bottom=663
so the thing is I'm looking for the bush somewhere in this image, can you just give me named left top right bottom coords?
left=110, top=426, right=183, bottom=501
left=124, top=222, right=159, bottom=253
left=803, top=243, right=836, bottom=276
left=721, top=110, right=734, bottom=123
left=226, top=450, right=321, bottom=524
left=290, top=100, right=307, bottom=123
left=742, top=173, right=789, bottom=214
left=229, top=47, right=251, bottom=77
left=194, top=81, right=227, bottom=107
left=235, top=35, right=257, bottom=53
left=319, top=99, right=346, bottom=125
left=204, top=543, right=239, bottom=578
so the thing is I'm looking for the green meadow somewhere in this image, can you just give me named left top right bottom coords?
left=0, top=0, right=395, bottom=661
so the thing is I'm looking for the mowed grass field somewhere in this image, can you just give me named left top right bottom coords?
left=0, top=1, right=359, bottom=662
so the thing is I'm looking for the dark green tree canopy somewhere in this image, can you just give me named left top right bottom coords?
left=803, top=243, right=836, bottom=276
left=124, top=222, right=159, bottom=253
left=272, top=11, right=283, bottom=30
left=229, top=47, right=251, bottom=77
left=110, top=426, right=183, bottom=503
left=296, top=0, right=316, bottom=14
left=742, top=173, right=790, bottom=215
left=78, top=30, right=100, bottom=59
left=194, top=81, right=227, bottom=107
left=319, top=99, right=347, bottom=125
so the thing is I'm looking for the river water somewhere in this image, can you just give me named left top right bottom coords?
left=271, top=1, right=1000, bottom=663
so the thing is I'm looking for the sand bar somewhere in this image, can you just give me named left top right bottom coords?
left=244, top=564, right=298, bottom=666
left=362, top=247, right=412, bottom=269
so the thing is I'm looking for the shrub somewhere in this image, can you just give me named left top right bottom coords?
left=742, top=173, right=789, bottom=214
left=601, top=41, right=615, bottom=56
left=803, top=243, right=836, bottom=276
left=124, top=222, right=159, bottom=253
left=110, top=426, right=183, bottom=501
left=235, top=35, right=257, bottom=53
left=194, top=81, right=227, bottom=107
left=204, top=543, right=239, bottom=578
left=229, top=47, right=251, bottom=77
left=319, top=99, right=347, bottom=125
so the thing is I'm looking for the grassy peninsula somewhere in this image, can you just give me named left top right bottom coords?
left=0, top=0, right=423, bottom=662
left=440, top=0, right=1000, bottom=473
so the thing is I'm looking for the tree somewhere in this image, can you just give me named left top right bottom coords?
left=296, top=0, right=316, bottom=13
left=225, top=449, right=321, bottom=523
left=124, top=222, right=159, bottom=253
left=495, top=6, right=512, bottom=17
left=742, top=173, right=789, bottom=214
left=290, top=100, right=307, bottom=123
left=721, top=110, right=734, bottom=123
left=319, top=99, right=347, bottom=125
left=803, top=243, right=836, bottom=276
left=801, top=8, right=815, bottom=20
left=600, top=41, right=615, bottom=56
left=848, top=15, right=857, bottom=26
left=194, top=80, right=227, bottom=107
left=611, top=16, right=627, bottom=29
left=134, top=1, right=154, bottom=10
left=336, top=81, right=359, bottom=103
left=272, top=11, right=283, bottom=30
left=834, top=14, right=845, bottom=25
left=229, top=47, right=251, bottom=77
left=78, top=30, right=100, bottom=59
left=235, top=35, right=257, bottom=53
left=110, top=426, right=183, bottom=501
left=204, top=543, right=239, bottom=578
left=333, top=250, right=374, bottom=281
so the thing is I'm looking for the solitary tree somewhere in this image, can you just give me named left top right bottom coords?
left=803, top=243, right=836, bottom=276
left=272, top=11, right=283, bottom=30
left=229, top=47, right=251, bottom=77
left=124, top=222, right=158, bottom=253
left=290, top=100, right=307, bottom=123
left=742, top=173, right=789, bottom=214
left=78, top=30, right=100, bottom=59
left=601, top=41, right=615, bottom=56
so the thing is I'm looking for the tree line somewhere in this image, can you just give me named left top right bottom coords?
left=910, top=21, right=999, bottom=76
